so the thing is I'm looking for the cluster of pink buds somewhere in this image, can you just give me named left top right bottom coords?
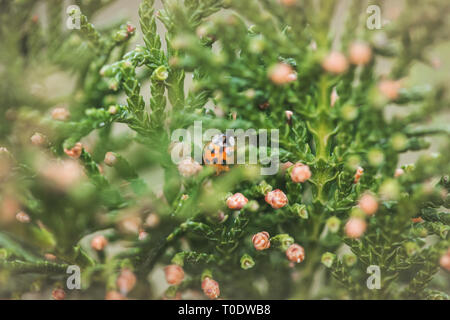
left=116, top=268, right=137, bottom=295
left=91, top=235, right=108, bottom=251
left=164, top=264, right=185, bottom=285
left=354, top=166, right=364, bottom=184
left=290, top=162, right=312, bottom=183
left=265, top=189, right=288, bottom=209
left=252, top=231, right=271, bottom=251
left=358, top=193, right=378, bottom=216
left=202, top=277, right=220, bottom=299
left=269, top=63, right=297, bottom=85
left=286, top=244, right=305, bottom=263
left=439, top=249, right=450, bottom=271
left=64, top=142, right=83, bottom=159
left=226, top=193, right=248, bottom=210
left=345, top=217, right=367, bottom=238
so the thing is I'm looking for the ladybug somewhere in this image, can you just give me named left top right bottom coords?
left=203, top=134, right=235, bottom=174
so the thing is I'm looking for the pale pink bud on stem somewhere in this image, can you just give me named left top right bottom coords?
left=290, top=163, right=312, bottom=183
left=52, top=288, right=65, bottom=300
left=269, top=63, right=297, bottom=85
left=91, top=235, right=108, bottom=251
left=104, top=152, right=117, bottom=166
left=178, top=158, right=202, bottom=177
left=322, top=52, right=349, bottom=74
left=16, top=211, right=31, bottom=223
left=51, top=108, right=70, bottom=121
left=359, top=193, right=378, bottom=216
left=164, top=264, right=185, bottom=285
left=252, top=231, right=271, bottom=251
left=226, top=193, right=248, bottom=210
left=345, top=218, right=367, bottom=238
left=116, top=268, right=137, bottom=295
left=349, top=41, right=372, bottom=65
left=378, top=80, right=402, bottom=100
left=202, top=277, right=220, bottom=299
left=64, top=142, right=83, bottom=159
left=394, top=168, right=404, bottom=178
left=31, top=133, right=46, bottom=146
left=265, top=189, right=288, bottom=209
left=440, top=250, right=450, bottom=271
left=286, top=244, right=305, bottom=263
left=330, top=87, right=339, bottom=107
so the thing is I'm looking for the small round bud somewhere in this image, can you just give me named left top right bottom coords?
left=153, top=65, right=169, bottom=81
left=178, top=158, right=202, bottom=177
left=440, top=251, right=450, bottom=271
left=269, top=63, right=297, bottom=85
left=116, top=268, right=137, bottom=295
left=201, top=277, right=220, bottom=299
left=290, top=163, right=312, bottom=183
left=51, top=107, right=70, bottom=121
left=31, top=133, right=46, bottom=146
left=91, top=235, right=108, bottom=251
left=404, top=242, right=420, bottom=257
left=321, top=252, right=336, bottom=268
left=108, top=106, right=118, bottom=115
left=64, top=142, right=83, bottom=159
left=343, top=253, right=357, bottom=267
left=286, top=244, right=305, bottom=263
left=378, top=79, right=402, bottom=100
left=281, top=161, right=294, bottom=173
left=349, top=41, right=372, bottom=65
left=252, top=231, right=271, bottom=251
left=285, top=110, right=293, bottom=121
left=322, top=52, right=349, bottom=74
left=16, top=211, right=31, bottom=223
left=52, top=288, right=65, bottom=300
left=265, top=189, right=288, bottom=209
left=240, top=254, right=255, bottom=270
left=326, top=216, right=341, bottom=233
left=394, top=168, right=405, bottom=178
left=359, top=193, right=378, bottom=216
left=104, top=152, right=117, bottom=166
left=345, top=218, right=367, bottom=238
left=226, top=193, right=248, bottom=210
left=164, top=264, right=185, bottom=285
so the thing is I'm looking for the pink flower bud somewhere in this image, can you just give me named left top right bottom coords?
left=64, top=142, right=83, bottom=159
left=178, top=157, right=202, bottom=177
left=202, top=277, right=220, bottom=299
left=116, top=268, right=137, bottom=295
left=349, top=42, right=372, bottom=65
left=52, top=288, right=65, bottom=300
left=330, top=87, right=339, bottom=107
left=164, top=264, right=185, bottom=285
left=226, top=193, right=248, bottom=210
left=51, top=107, right=70, bottom=121
left=290, top=163, right=312, bottom=183
left=345, top=218, right=367, bottom=238
left=279, top=0, right=297, bottom=6
left=138, top=230, right=148, bottom=240
left=265, top=189, right=288, bottom=209
left=359, top=193, right=378, bottom=216
left=31, top=133, right=45, bottom=146
left=252, top=231, right=271, bottom=251
left=91, top=235, right=108, bottom=251
left=145, top=213, right=160, bottom=228
left=440, top=251, right=450, bottom=271
left=286, top=244, right=305, bottom=263
left=281, top=161, right=294, bottom=172
left=394, top=168, right=404, bottom=178
left=354, top=166, right=364, bottom=184
left=378, top=80, right=402, bottom=100
left=269, top=63, right=297, bottom=85
left=15, top=211, right=30, bottom=223
left=322, top=52, right=349, bottom=74
left=104, top=152, right=117, bottom=166
left=44, top=253, right=57, bottom=261
left=285, top=110, right=293, bottom=121
left=105, top=291, right=126, bottom=300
